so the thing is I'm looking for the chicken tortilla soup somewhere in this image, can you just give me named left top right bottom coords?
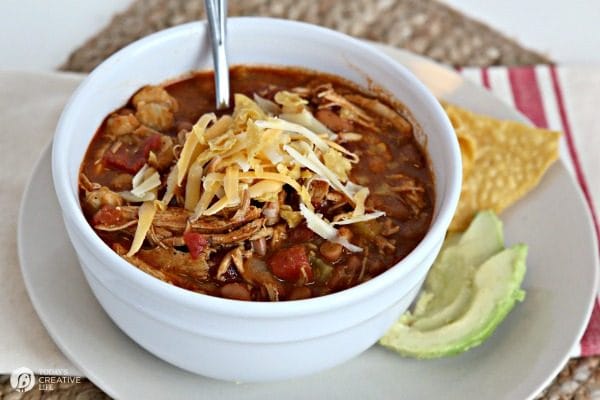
left=79, top=66, right=435, bottom=301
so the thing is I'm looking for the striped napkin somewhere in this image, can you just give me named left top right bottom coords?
left=460, top=65, right=600, bottom=357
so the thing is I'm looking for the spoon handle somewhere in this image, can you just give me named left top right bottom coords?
left=205, top=0, right=230, bottom=109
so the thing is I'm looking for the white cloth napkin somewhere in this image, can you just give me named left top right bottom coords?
left=0, top=66, right=598, bottom=374
left=0, top=71, right=83, bottom=374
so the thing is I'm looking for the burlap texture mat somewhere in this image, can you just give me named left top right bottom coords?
left=5, top=0, right=598, bottom=399
left=61, top=0, right=550, bottom=72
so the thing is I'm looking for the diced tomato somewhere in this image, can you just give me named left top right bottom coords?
left=289, top=224, right=314, bottom=243
left=92, top=205, right=125, bottom=226
left=103, top=133, right=163, bottom=174
left=183, top=231, right=208, bottom=259
left=268, top=245, right=313, bottom=283
left=142, top=133, right=162, bottom=156
left=103, top=146, right=145, bottom=173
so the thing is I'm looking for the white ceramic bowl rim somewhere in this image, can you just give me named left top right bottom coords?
left=52, top=17, right=461, bottom=318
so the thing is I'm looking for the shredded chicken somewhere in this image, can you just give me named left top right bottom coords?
left=262, top=201, right=280, bottom=226
left=381, top=218, right=401, bottom=236
left=309, top=179, right=330, bottom=206
left=93, top=205, right=262, bottom=234
left=208, top=218, right=266, bottom=245
left=216, top=247, right=245, bottom=281
left=345, top=94, right=413, bottom=135
left=270, top=223, right=288, bottom=248
left=251, top=237, right=267, bottom=257
left=231, top=188, right=250, bottom=222
left=79, top=173, right=101, bottom=192
left=241, top=257, right=284, bottom=301
left=135, top=246, right=210, bottom=281
left=316, top=86, right=376, bottom=130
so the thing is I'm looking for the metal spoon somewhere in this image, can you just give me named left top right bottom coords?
left=205, top=0, right=230, bottom=109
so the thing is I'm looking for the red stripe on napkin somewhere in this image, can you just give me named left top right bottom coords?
left=581, top=299, right=600, bottom=355
left=508, top=68, right=548, bottom=129
left=481, top=68, right=491, bottom=89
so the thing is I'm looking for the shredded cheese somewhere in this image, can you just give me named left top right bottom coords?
left=255, top=118, right=330, bottom=152
left=203, top=196, right=231, bottom=216
left=323, top=148, right=352, bottom=182
left=177, top=113, right=216, bottom=185
left=239, top=171, right=302, bottom=193
left=280, top=205, right=303, bottom=228
left=232, top=94, right=266, bottom=132
left=224, top=165, right=240, bottom=205
left=248, top=180, right=284, bottom=199
left=121, top=164, right=161, bottom=202
left=132, top=164, right=150, bottom=188
left=184, top=162, right=203, bottom=211
left=274, top=90, right=308, bottom=114
left=127, top=201, right=157, bottom=256
left=332, top=211, right=386, bottom=226
left=299, top=204, right=362, bottom=252
left=192, top=181, right=220, bottom=220
left=130, top=171, right=161, bottom=198
left=160, top=166, right=178, bottom=208
left=325, top=139, right=360, bottom=163
left=119, top=191, right=155, bottom=203
left=280, top=109, right=336, bottom=139
left=352, top=187, right=370, bottom=217
left=283, top=144, right=353, bottom=201
left=204, top=115, right=233, bottom=140
left=253, top=93, right=280, bottom=115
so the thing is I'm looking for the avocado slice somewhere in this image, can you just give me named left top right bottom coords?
left=380, top=212, right=527, bottom=358
left=410, top=211, right=504, bottom=328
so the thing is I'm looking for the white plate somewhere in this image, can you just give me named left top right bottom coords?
left=18, top=45, right=598, bottom=400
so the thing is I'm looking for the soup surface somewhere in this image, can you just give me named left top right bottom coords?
left=79, top=66, right=434, bottom=301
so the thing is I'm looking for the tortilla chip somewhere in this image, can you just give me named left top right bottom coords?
left=444, top=103, right=561, bottom=231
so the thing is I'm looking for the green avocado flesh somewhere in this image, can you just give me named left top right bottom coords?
left=380, top=211, right=527, bottom=359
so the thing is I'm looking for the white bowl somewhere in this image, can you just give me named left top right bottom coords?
left=52, top=18, right=461, bottom=382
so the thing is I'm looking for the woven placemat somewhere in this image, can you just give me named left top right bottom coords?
left=60, top=0, right=550, bottom=72
left=6, top=0, right=596, bottom=399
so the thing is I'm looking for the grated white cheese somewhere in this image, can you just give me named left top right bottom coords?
left=283, top=144, right=354, bottom=201
left=299, top=204, right=363, bottom=253
left=279, top=109, right=337, bottom=140
left=130, top=171, right=161, bottom=198
left=332, top=211, right=386, bottom=226
left=255, top=118, right=330, bottom=152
